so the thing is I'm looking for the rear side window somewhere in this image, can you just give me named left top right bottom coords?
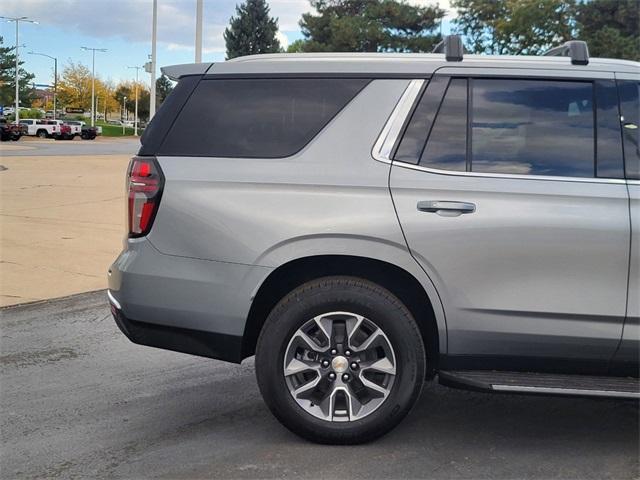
left=471, top=79, right=594, bottom=177
left=159, top=78, right=369, bottom=158
left=420, top=78, right=467, bottom=172
left=618, top=80, right=640, bottom=179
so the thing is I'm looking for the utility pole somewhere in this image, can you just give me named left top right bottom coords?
left=28, top=51, right=57, bottom=119
left=195, top=0, right=203, bottom=62
left=127, top=66, right=142, bottom=136
left=81, top=46, right=107, bottom=127
left=149, top=0, right=158, bottom=119
left=122, top=96, right=127, bottom=135
left=1, top=16, right=39, bottom=123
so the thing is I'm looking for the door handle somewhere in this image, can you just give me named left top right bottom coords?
left=417, top=200, right=476, bottom=216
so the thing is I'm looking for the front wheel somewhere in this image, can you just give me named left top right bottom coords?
left=256, top=276, right=426, bottom=444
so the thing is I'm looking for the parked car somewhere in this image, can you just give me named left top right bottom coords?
left=46, top=119, right=80, bottom=140
left=65, top=120, right=100, bottom=139
left=108, top=39, right=640, bottom=445
left=18, top=119, right=58, bottom=138
left=0, top=118, right=27, bottom=141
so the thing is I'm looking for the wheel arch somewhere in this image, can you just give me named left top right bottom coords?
left=242, top=254, right=444, bottom=376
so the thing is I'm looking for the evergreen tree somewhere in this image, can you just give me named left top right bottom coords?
left=295, top=0, right=445, bottom=53
left=224, top=0, right=282, bottom=60
left=452, top=0, right=575, bottom=55
left=0, top=36, right=36, bottom=107
left=155, top=74, right=174, bottom=109
left=575, top=0, right=639, bottom=61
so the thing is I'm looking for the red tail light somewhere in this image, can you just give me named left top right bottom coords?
left=127, top=156, right=164, bottom=237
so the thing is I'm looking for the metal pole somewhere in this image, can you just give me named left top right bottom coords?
left=195, top=0, right=203, bottom=63
left=81, top=47, right=106, bottom=126
left=150, top=0, right=157, bottom=119
left=1, top=16, right=38, bottom=123
left=122, top=97, right=126, bottom=135
left=53, top=57, right=57, bottom=120
left=134, top=68, right=138, bottom=136
left=27, top=52, right=57, bottom=119
left=15, top=19, right=19, bottom=123
left=91, top=49, right=95, bottom=127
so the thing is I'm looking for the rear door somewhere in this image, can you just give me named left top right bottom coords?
left=389, top=68, right=629, bottom=370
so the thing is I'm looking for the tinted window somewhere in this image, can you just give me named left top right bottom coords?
left=420, top=78, right=467, bottom=171
left=160, top=78, right=369, bottom=158
left=394, top=76, right=449, bottom=164
left=471, top=79, right=595, bottom=177
left=595, top=80, right=624, bottom=178
left=618, top=80, right=640, bottom=179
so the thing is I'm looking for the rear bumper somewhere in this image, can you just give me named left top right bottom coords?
left=108, top=238, right=273, bottom=363
left=109, top=295, right=243, bottom=362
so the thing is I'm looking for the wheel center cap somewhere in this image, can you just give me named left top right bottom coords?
left=331, top=355, right=348, bottom=374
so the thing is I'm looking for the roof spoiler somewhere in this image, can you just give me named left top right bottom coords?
left=543, top=40, right=589, bottom=65
left=432, top=35, right=464, bottom=62
left=161, top=63, right=213, bottom=81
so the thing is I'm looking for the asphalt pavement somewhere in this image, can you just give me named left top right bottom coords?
left=1, top=291, right=638, bottom=479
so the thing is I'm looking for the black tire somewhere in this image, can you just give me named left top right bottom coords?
left=11, top=135, right=20, bottom=141
left=36, top=130, right=48, bottom=139
left=255, top=276, right=426, bottom=444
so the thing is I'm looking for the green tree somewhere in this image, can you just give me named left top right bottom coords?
left=0, top=36, right=36, bottom=107
left=575, top=0, right=639, bottom=61
left=452, top=0, right=575, bottom=55
left=155, top=74, right=174, bottom=109
left=224, top=0, right=282, bottom=59
left=295, top=0, right=445, bottom=53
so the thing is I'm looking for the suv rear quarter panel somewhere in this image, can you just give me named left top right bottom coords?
left=150, top=80, right=411, bottom=267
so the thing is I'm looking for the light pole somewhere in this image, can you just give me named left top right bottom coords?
left=28, top=51, right=57, bottom=119
left=1, top=16, right=38, bottom=123
left=195, top=0, right=203, bottom=63
left=81, top=46, right=107, bottom=127
left=149, top=0, right=158, bottom=120
left=127, top=66, right=141, bottom=136
left=122, top=96, right=127, bottom=136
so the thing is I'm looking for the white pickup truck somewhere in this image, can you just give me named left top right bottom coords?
left=18, top=119, right=58, bottom=138
left=47, top=120, right=81, bottom=139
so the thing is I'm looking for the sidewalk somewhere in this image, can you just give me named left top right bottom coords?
left=0, top=154, right=130, bottom=306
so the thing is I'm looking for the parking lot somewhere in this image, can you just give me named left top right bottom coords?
left=1, top=291, right=638, bottom=479
left=0, top=137, right=137, bottom=306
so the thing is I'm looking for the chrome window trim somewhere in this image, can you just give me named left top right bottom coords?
left=372, top=77, right=628, bottom=185
left=372, top=79, right=424, bottom=164
left=393, top=160, right=628, bottom=185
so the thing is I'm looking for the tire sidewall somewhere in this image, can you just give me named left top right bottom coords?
left=256, top=277, right=425, bottom=443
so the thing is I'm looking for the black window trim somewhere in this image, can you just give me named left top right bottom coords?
left=389, top=74, right=628, bottom=183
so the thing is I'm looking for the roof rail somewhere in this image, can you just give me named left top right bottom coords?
left=432, top=34, right=464, bottom=62
left=543, top=40, right=589, bottom=65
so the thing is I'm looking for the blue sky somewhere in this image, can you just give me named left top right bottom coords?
left=1, top=0, right=453, bottom=88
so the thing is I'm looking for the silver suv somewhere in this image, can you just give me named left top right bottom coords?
left=109, top=38, right=639, bottom=444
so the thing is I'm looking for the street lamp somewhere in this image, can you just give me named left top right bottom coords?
left=1, top=16, right=39, bottom=123
left=127, top=66, right=142, bottom=136
left=122, top=96, right=127, bottom=136
left=28, top=51, right=57, bottom=119
left=149, top=0, right=157, bottom=120
left=81, top=46, right=107, bottom=127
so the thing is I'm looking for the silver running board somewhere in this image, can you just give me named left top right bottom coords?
left=439, top=370, right=640, bottom=399
left=491, top=384, right=640, bottom=399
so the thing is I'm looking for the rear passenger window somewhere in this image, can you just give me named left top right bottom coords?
left=419, top=78, right=467, bottom=172
left=618, top=80, right=640, bottom=179
left=471, top=79, right=595, bottom=177
left=159, top=78, right=369, bottom=158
